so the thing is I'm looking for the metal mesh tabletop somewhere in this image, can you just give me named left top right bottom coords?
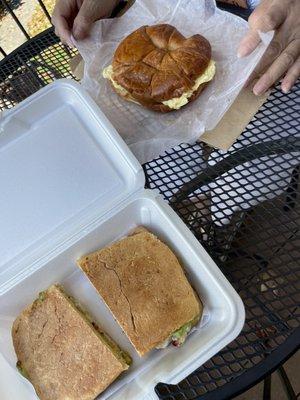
left=0, top=26, right=299, bottom=400
left=145, top=85, right=300, bottom=399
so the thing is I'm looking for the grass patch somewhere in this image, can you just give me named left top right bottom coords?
left=27, top=0, right=55, bottom=37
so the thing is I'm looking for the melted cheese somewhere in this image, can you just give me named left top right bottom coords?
left=162, top=60, right=216, bottom=109
left=103, top=60, right=216, bottom=110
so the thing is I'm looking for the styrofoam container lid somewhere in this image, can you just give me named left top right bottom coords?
left=0, top=80, right=144, bottom=294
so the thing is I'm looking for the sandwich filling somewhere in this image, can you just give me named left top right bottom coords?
left=156, top=315, right=200, bottom=349
left=60, top=290, right=132, bottom=367
left=102, top=60, right=216, bottom=110
left=17, top=360, right=29, bottom=379
left=163, top=60, right=216, bottom=109
left=103, top=65, right=139, bottom=105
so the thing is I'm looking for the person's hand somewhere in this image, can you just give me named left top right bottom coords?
left=52, top=0, right=119, bottom=46
left=238, top=0, right=300, bottom=95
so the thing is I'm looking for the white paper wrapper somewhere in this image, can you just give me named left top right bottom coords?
left=77, top=0, right=273, bottom=163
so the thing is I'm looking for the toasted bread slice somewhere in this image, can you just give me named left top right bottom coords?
left=77, top=228, right=202, bottom=356
left=12, top=285, right=131, bottom=400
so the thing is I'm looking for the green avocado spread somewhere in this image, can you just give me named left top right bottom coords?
left=64, top=291, right=132, bottom=366
left=16, top=361, right=29, bottom=379
left=171, top=316, right=200, bottom=347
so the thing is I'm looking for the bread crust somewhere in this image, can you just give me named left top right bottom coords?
left=77, top=229, right=202, bottom=356
left=108, top=24, right=212, bottom=111
left=12, top=285, right=128, bottom=400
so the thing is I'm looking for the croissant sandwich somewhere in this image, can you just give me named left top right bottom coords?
left=103, top=24, right=216, bottom=112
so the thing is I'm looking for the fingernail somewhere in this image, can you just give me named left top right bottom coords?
left=73, top=25, right=87, bottom=41
left=253, top=83, right=266, bottom=96
left=253, top=88, right=264, bottom=96
left=237, top=46, right=251, bottom=58
left=281, top=85, right=290, bottom=94
left=237, top=49, right=245, bottom=58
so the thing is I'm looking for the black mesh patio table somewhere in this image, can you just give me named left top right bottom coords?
left=0, top=10, right=299, bottom=400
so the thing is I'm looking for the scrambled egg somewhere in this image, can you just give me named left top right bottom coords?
left=162, top=60, right=216, bottom=109
left=103, top=65, right=139, bottom=105
left=103, top=60, right=216, bottom=109
left=103, top=65, right=130, bottom=97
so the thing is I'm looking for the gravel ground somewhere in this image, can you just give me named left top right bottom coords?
left=0, top=0, right=37, bottom=60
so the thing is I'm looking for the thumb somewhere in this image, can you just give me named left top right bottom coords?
left=72, top=0, right=98, bottom=40
left=238, top=1, right=285, bottom=58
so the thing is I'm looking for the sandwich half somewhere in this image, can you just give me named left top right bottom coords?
left=77, top=228, right=202, bottom=356
left=12, top=284, right=131, bottom=400
left=102, top=24, right=216, bottom=112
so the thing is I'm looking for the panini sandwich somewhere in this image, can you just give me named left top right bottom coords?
left=77, top=228, right=202, bottom=356
left=12, top=284, right=131, bottom=400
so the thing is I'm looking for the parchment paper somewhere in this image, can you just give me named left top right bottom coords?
left=77, top=0, right=273, bottom=163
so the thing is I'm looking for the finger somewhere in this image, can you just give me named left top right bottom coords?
left=73, top=0, right=103, bottom=40
left=73, top=0, right=119, bottom=40
left=281, top=56, right=300, bottom=93
left=246, top=36, right=284, bottom=86
left=238, top=2, right=286, bottom=58
left=52, top=14, right=73, bottom=47
left=72, top=2, right=94, bottom=40
left=238, top=30, right=261, bottom=58
left=253, top=40, right=300, bottom=95
left=52, top=0, right=78, bottom=47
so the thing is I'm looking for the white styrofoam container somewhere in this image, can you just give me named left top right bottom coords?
left=0, top=80, right=245, bottom=400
